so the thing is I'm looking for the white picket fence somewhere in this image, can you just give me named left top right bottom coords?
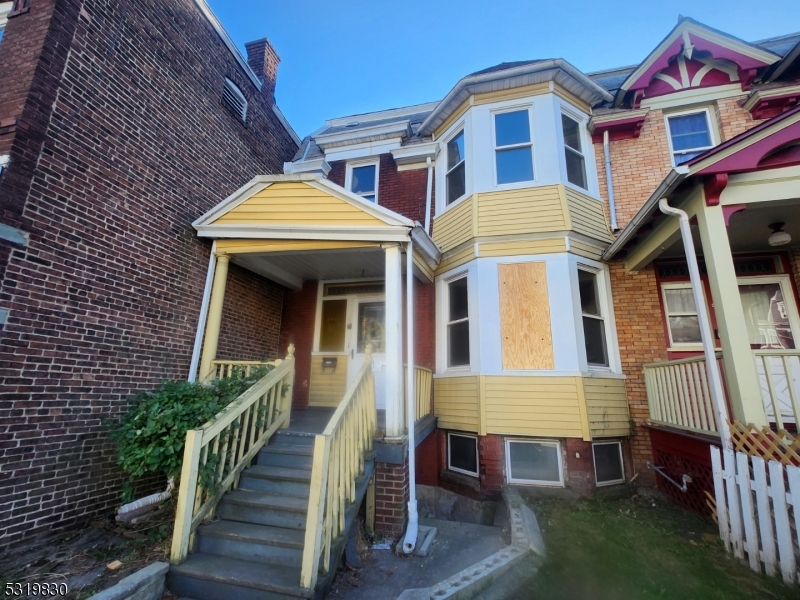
left=711, top=446, right=800, bottom=584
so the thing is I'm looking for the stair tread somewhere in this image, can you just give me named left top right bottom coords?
left=223, top=489, right=309, bottom=512
left=198, top=520, right=305, bottom=549
left=261, top=444, right=314, bottom=456
left=172, top=554, right=309, bottom=598
left=245, top=465, right=312, bottom=482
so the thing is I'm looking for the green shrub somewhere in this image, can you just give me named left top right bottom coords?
left=108, top=367, right=271, bottom=500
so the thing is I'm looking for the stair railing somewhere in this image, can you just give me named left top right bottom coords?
left=170, top=345, right=296, bottom=564
left=300, top=344, right=377, bottom=591
left=207, top=359, right=278, bottom=381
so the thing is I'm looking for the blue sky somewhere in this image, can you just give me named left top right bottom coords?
left=206, top=0, right=800, bottom=139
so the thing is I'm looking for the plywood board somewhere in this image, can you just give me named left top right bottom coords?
left=498, top=262, right=554, bottom=370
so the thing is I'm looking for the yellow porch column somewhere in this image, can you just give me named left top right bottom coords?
left=198, top=253, right=231, bottom=382
left=695, top=203, right=768, bottom=426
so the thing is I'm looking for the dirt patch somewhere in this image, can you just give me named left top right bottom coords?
left=0, top=503, right=175, bottom=600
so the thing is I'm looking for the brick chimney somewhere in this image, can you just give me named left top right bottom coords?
left=244, top=38, right=280, bottom=102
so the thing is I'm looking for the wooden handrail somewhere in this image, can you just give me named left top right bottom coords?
left=404, top=365, right=433, bottom=422
left=300, top=345, right=377, bottom=591
left=207, top=359, right=278, bottom=381
left=170, top=345, right=296, bottom=564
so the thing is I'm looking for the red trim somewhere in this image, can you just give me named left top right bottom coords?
left=591, top=115, right=647, bottom=143
left=738, top=68, right=759, bottom=92
left=722, top=204, right=746, bottom=226
left=703, top=173, right=728, bottom=206
left=749, top=94, right=800, bottom=120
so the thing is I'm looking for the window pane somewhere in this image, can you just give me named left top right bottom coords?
left=668, top=316, right=702, bottom=343
left=665, top=288, right=697, bottom=313
left=739, top=283, right=795, bottom=349
left=594, top=443, right=624, bottom=484
left=449, top=278, right=468, bottom=321
left=496, top=147, right=533, bottom=184
left=668, top=113, right=711, bottom=151
left=446, top=162, right=466, bottom=204
left=565, top=148, right=587, bottom=189
left=561, top=114, right=582, bottom=152
left=357, top=302, right=385, bottom=353
left=448, top=321, right=470, bottom=367
left=495, top=110, right=530, bottom=147
left=674, top=151, right=705, bottom=165
left=583, top=316, right=609, bottom=366
left=362, top=194, right=376, bottom=203
left=449, top=434, right=478, bottom=474
left=351, top=165, right=376, bottom=195
left=508, top=442, right=560, bottom=482
left=447, top=131, right=465, bottom=170
left=578, top=270, right=599, bottom=316
left=319, top=299, right=347, bottom=352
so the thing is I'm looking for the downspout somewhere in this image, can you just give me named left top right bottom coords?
left=603, top=130, right=619, bottom=231
left=402, top=240, right=419, bottom=554
left=424, top=157, right=433, bottom=235
left=188, top=241, right=217, bottom=382
left=117, top=478, right=175, bottom=521
left=658, top=199, right=732, bottom=450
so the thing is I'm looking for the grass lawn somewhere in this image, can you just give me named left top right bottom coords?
left=523, top=493, right=800, bottom=600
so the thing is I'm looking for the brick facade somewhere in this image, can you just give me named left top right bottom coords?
left=0, top=0, right=297, bottom=549
left=373, top=458, right=410, bottom=535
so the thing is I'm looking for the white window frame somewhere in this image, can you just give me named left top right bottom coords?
left=505, top=439, right=564, bottom=487
left=592, top=441, right=625, bottom=487
left=661, top=282, right=706, bottom=349
left=664, top=107, right=716, bottom=167
left=577, top=264, right=612, bottom=371
left=445, top=272, right=471, bottom=371
left=560, top=111, right=588, bottom=191
left=491, top=105, right=534, bottom=187
left=444, top=127, right=467, bottom=207
left=447, top=432, right=479, bottom=477
left=345, top=159, right=380, bottom=204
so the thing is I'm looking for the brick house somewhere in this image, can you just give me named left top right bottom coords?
left=0, top=0, right=298, bottom=550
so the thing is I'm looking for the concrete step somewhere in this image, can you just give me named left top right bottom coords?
left=167, top=554, right=311, bottom=600
left=219, top=490, right=308, bottom=530
left=271, top=431, right=316, bottom=448
left=196, top=521, right=304, bottom=567
left=239, top=465, right=312, bottom=497
left=258, top=445, right=314, bottom=469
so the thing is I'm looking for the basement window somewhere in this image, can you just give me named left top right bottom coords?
left=593, top=441, right=625, bottom=486
left=222, top=78, right=248, bottom=124
left=448, top=432, right=478, bottom=477
left=505, top=439, right=563, bottom=486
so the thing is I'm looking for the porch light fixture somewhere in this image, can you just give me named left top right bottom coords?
left=768, top=222, right=791, bottom=247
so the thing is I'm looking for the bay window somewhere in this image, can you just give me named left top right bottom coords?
left=578, top=268, right=609, bottom=368
left=494, top=109, right=533, bottom=184
left=446, top=130, right=466, bottom=205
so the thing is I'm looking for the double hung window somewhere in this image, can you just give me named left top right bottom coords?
left=347, top=162, right=378, bottom=203
left=446, top=130, right=466, bottom=205
left=578, top=268, right=609, bottom=367
left=666, top=110, right=714, bottom=166
left=561, top=114, right=587, bottom=189
left=447, top=276, right=470, bottom=368
left=494, top=109, right=533, bottom=184
left=662, top=284, right=703, bottom=346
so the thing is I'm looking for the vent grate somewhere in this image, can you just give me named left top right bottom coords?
left=222, top=78, right=247, bottom=123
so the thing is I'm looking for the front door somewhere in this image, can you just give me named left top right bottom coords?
left=347, top=300, right=386, bottom=409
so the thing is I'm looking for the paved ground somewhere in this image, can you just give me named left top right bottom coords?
left=326, top=518, right=509, bottom=600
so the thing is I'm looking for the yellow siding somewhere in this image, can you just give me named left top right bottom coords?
left=473, top=83, right=551, bottom=106
left=483, top=376, right=584, bottom=438
left=583, top=377, right=630, bottom=437
left=215, top=239, right=378, bottom=255
left=434, top=376, right=480, bottom=432
left=479, top=238, right=567, bottom=257
left=568, top=239, right=605, bottom=260
left=477, top=186, right=567, bottom=237
left=308, top=354, right=349, bottom=407
left=432, top=196, right=474, bottom=252
left=564, top=188, right=614, bottom=243
left=412, top=251, right=434, bottom=282
left=435, top=246, right=475, bottom=275
left=213, top=182, right=385, bottom=227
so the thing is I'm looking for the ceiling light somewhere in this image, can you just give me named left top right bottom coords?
left=768, top=222, right=791, bottom=247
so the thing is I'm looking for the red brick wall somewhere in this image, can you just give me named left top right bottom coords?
left=374, top=459, right=409, bottom=535
left=278, top=280, right=318, bottom=409
left=565, top=438, right=594, bottom=494
left=416, top=433, right=439, bottom=487
left=0, top=0, right=297, bottom=549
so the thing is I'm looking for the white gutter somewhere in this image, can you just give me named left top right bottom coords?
left=603, top=130, right=619, bottom=231
left=188, top=241, right=217, bottom=382
left=424, top=157, right=433, bottom=235
left=402, top=240, right=418, bottom=554
left=658, top=199, right=732, bottom=450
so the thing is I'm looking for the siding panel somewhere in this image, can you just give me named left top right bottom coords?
left=434, top=376, right=480, bottom=432
left=564, top=188, right=614, bottom=243
left=308, top=354, right=349, bottom=407
left=583, top=377, right=630, bottom=437
left=477, top=186, right=567, bottom=237
left=432, top=196, right=473, bottom=252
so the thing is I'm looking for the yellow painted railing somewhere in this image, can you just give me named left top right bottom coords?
left=207, top=359, right=277, bottom=381
left=405, top=364, right=433, bottom=422
left=753, top=349, right=800, bottom=429
left=644, top=353, right=723, bottom=435
left=170, top=345, right=296, bottom=564
left=300, top=345, right=377, bottom=591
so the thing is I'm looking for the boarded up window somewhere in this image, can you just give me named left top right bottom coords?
left=498, top=262, right=554, bottom=370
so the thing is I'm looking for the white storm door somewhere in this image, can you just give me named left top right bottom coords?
left=346, top=298, right=387, bottom=410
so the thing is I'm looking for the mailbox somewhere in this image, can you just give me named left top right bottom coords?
left=321, top=357, right=338, bottom=371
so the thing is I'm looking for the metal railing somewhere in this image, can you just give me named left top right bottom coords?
left=300, top=345, right=377, bottom=591
left=170, top=346, right=295, bottom=563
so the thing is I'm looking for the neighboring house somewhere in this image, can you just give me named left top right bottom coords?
left=0, top=0, right=298, bottom=550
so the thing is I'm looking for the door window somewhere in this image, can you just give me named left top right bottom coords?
left=319, top=299, right=347, bottom=352
left=739, top=282, right=795, bottom=349
left=357, top=302, right=385, bottom=353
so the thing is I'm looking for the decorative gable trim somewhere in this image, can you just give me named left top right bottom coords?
left=589, top=109, right=649, bottom=143
left=743, top=85, right=800, bottom=120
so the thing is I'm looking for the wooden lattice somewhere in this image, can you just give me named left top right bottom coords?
left=704, top=490, right=717, bottom=524
left=729, top=421, right=800, bottom=465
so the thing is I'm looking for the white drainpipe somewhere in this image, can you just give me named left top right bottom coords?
left=603, top=130, right=619, bottom=231
left=188, top=241, right=217, bottom=382
left=423, top=157, right=433, bottom=235
left=117, top=477, right=175, bottom=518
left=402, top=240, right=418, bottom=554
left=658, top=198, right=732, bottom=450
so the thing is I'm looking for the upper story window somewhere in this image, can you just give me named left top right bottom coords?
left=578, top=267, right=609, bottom=368
left=561, top=114, right=587, bottom=189
left=0, top=2, right=11, bottom=44
left=222, top=78, right=248, bottom=124
left=666, top=109, right=714, bottom=166
left=494, top=109, right=533, bottom=185
left=346, top=161, right=378, bottom=203
left=447, top=275, right=470, bottom=368
left=446, top=130, right=466, bottom=205
left=662, top=283, right=702, bottom=346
